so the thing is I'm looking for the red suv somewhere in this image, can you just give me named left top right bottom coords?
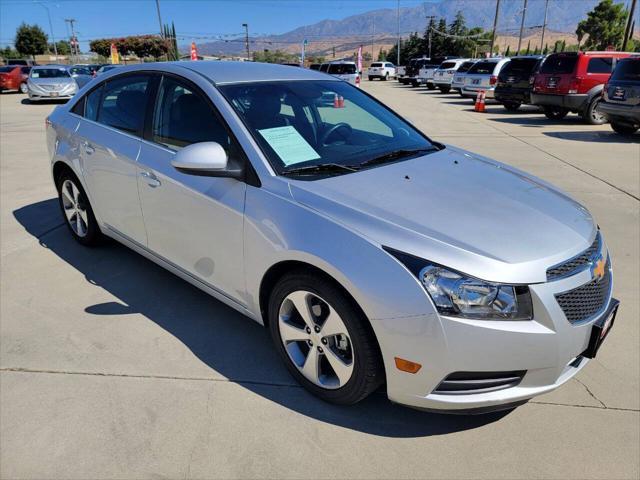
left=531, top=51, right=634, bottom=124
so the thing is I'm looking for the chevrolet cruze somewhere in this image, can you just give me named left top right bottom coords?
left=46, top=62, right=618, bottom=413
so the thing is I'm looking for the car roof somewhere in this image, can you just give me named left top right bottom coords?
left=34, top=64, right=68, bottom=69
left=178, top=61, right=332, bottom=84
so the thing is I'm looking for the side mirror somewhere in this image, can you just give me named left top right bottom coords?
left=171, top=142, right=243, bottom=178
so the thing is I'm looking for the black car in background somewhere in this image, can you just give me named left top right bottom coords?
left=494, top=55, right=545, bottom=111
left=599, top=56, right=640, bottom=135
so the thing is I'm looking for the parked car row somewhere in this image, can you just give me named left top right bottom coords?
left=397, top=52, right=640, bottom=136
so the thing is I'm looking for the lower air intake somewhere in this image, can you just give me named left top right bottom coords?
left=433, top=370, right=526, bottom=395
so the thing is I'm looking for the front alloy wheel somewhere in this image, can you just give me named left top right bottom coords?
left=19, top=82, right=28, bottom=94
left=57, top=172, right=102, bottom=246
left=269, top=272, right=383, bottom=404
left=278, top=291, right=354, bottom=389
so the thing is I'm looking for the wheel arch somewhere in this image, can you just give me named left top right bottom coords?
left=52, top=160, right=78, bottom=187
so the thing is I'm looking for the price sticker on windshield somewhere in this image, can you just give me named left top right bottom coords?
left=258, top=126, right=321, bottom=166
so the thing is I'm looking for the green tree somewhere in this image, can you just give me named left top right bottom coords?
left=543, top=43, right=549, bottom=54
left=49, top=40, right=71, bottom=55
left=14, top=23, right=48, bottom=59
left=505, top=45, right=511, bottom=57
left=1, top=46, right=21, bottom=59
left=576, top=0, right=626, bottom=50
left=377, top=49, right=387, bottom=61
left=561, top=39, right=566, bottom=51
left=525, top=39, right=531, bottom=55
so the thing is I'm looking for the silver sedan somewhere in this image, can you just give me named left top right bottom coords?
left=27, top=65, right=80, bottom=102
left=45, top=62, right=618, bottom=413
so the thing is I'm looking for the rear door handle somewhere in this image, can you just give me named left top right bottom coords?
left=83, top=142, right=95, bottom=155
left=140, top=170, right=161, bottom=188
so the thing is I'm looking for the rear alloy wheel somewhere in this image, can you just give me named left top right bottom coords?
left=583, top=97, right=607, bottom=125
left=383, top=72, right=389, bottom=81
left=543, top=106, right=569, bottom=120
left=19, top=82, right=28, bottom=94
left=503, top=102, right=521, bottom=111
left=611, top=121, right=639, bottom=135
left=269, top=273, right=383, bottom=404
left=57, top=172, right=102, bottom=246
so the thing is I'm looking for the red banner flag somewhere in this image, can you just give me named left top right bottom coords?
left=190, top=42, right=198, bottom=61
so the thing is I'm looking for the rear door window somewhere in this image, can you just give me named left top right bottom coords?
left=370, top=63, right=383, bottom=68
left=499, top=58, right=539, bottom=78
left=328, top=64, right=356, bottom=75
left=440, top=62, right=457, bottom=70
left=85, top=85, right=103, bottom=121
left=457, top=62, right=475, bottom=73
left=587, top=57, right=613, bottom=74
left=540, top=55, right=578, bottom=74
left=97, top=75, right=151, bottom=135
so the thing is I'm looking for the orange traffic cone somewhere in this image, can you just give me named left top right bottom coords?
left=333, top=94, right=340, bottom=108
left=474, top=90, right=486, bottom=112
left=355, top=75, right=361, bottom=87
left=338, top=96, right=345, bottom=108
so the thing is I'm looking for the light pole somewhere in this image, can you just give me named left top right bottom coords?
left=426, top=15, right=435, bottom=59
left=35, top=1, right=58, bottom=60
left=242, top=23, right=250, bottom=61
left=65, top=18, right=77, bottom=62
left=540, top=0, right=549, bottom=52
left=517, top=0, right=528, bottom=54
left=489, top=0, right=501, bottom=57
left=155, top=0, right=164, bottom=37
left=396, top=0, right=400, bottom=66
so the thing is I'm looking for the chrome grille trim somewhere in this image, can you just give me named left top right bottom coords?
left=547, top=232, right=601, bottom=281
left=555, top=258, right=612, bottom=325
left=433, top=371, right=526, bottom=395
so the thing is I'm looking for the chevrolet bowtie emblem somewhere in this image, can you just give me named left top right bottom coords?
left=591, top=255, right=606, bottom=282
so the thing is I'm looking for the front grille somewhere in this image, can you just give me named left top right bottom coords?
left=547, top=233, right=601, bottom=281
left=555, top=258, right=611, bottom=324
left=433, top=371, right=526, bottom=395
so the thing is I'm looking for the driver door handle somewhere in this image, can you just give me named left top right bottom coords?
left=140, top=170, right=161, bottom=188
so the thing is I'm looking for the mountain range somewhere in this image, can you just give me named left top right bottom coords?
left=196, top=0, right=617, bottom=56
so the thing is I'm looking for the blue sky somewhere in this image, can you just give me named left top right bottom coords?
left=0, top=0, right=433, bottom=51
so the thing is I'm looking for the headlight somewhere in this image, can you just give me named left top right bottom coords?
left=385, top=247, right=533, bottom=320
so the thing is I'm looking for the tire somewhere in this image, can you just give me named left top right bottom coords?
left=611, top=121, right=639, bottom=135
left=19, top=82, right=28, bottom=94
left=56, top=170, right=103, bottom=246
left=543, top=106, right=569, bottom=120
left=383, top=73, right=389, bottom=81
left=583, top=97, right=607, bottom=125
left=410, top=79, right=418, bottom=87
left=439, top=86, right=451, bottom=94
left=503, top=102, right=521, bottom=111
left=459, top=90, right=466, bottom=98
left=427, top=84, right=436, bottom=90
left=368, top=76, right=373, bottom=81
left=268, top=271, right=383, bottom=405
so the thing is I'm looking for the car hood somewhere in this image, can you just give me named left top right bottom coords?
left=288, top=146, right=596, bottom=284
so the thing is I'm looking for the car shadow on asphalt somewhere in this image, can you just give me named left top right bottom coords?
left=13, top=198, right=513, bottom=438
left=542, top=131, right=639, bottom=144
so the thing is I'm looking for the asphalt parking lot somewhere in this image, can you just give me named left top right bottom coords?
left=1, top=82, right=638, bottom=479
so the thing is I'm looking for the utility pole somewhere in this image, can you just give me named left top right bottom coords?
left=489, top=0, right=501, bottom=57
left=371, top=16, right=375, bottom=61
left=623, top=0, right=637, bottom=51
left=65, top=18, right=77, bottom=62
left=426, top=15, right=435, bottom=59
left=540, top=0, right=549, bottom=52
left=242, top=23, right=250, bottom=61
left=155, top=0, right=164, bottom=37
left=517, top=0, right=528, bottom=54
left=36, top=2, right=58, bottom=61
left=396, top=0, right=401, bottom=66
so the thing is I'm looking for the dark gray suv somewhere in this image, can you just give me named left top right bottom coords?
left=600, top=56, right=640, bottom=135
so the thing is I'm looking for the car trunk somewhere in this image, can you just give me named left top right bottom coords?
left=604, top=60, right=640, bottom=107
left=534, top=54, right=578, bottom=94
left=498, top=58, right=539, bottom=91
left=465, top=61, right=499, bottom=89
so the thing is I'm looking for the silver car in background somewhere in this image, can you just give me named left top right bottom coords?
left=45, top=62, right=618, bottom=413
left=451, top=60, right=478, bottom=94
left=433, top=58, right=472, bottom=93
left=27, top=65, right=79, bottom=102
left=461, top=57, right=511, bottom=99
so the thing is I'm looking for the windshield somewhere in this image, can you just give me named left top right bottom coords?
left=219, top=80, right=434, bottom=176
left=328, top=64, right=356, bottom=75
left=370, top=63, right=383, bottom=67
left=319, top=64, right=329, bottom=72
left=499, top=58, right=539, bottom=78
left=69, top=67, right=90, bottom=75
left=611, top=59, right=640, bottom=81
left=440, top=61, right=457, bottom=70
left=30, top=68, right=70, bottom=79
left=540, top=55, right=577, bottom=74
left=468, top=61, right=498, bottom=75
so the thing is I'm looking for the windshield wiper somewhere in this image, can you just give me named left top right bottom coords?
left=281, top=163, right=359, bottom=176
left=357, top=147, right=439, bottom=168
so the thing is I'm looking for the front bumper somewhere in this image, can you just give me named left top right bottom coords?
left=372, top=251, right=616, bottom=413
left=530, top=92, right=587, bottom=112
left=599, top=101, right=640, bottom=124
